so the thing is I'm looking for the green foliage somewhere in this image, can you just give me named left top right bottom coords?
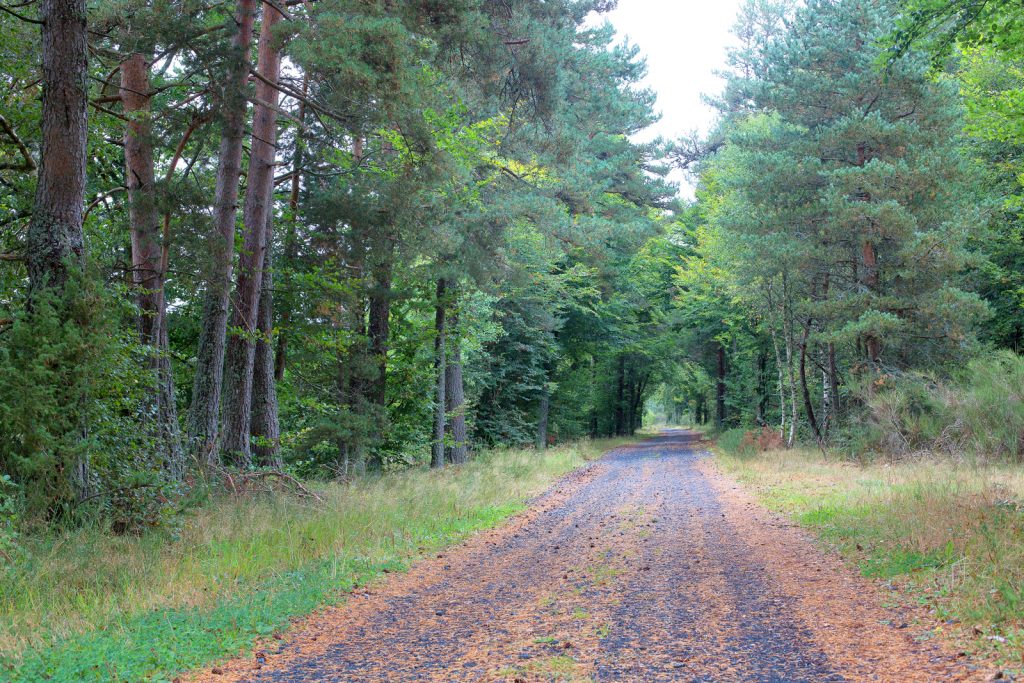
left=0, top=273, right=176, bottom=530
left=860, top=351, right=1024, bottom=459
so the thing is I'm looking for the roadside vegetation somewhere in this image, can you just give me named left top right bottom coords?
left=0, top=439, right=624, bottom=683
left=715, top=436, right=1024, bottom=668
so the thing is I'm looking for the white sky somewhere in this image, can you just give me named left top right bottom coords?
left=597, top=0, right=746, bottom=197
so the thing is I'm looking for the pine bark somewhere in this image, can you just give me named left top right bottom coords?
left=445, top=300, right=468, bottom=464
left=27, top=0, right=87, bottom=296
left=187, top=0, right=257, bottom=463
left=431, top=278, right=447, bottom=469
left=220, top=1, right=285, bottom=465
left=121, top=52, right=184, bottom=479
left=251, top=213, right=281, bottom=468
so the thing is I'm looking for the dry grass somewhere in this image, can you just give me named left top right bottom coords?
left=716, top=447, right=1024, bottom=662
left=0, top=438, right=626, bottom=665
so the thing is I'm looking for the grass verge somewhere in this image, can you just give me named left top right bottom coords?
left=714, top=446, right=1024, bottom=669
left=0, top=438, right=628, bottom=682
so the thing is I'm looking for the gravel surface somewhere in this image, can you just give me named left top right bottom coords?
left=190, top=431, right=976, bottom=682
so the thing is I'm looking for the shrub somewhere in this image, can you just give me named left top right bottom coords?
left=0, top=272, right=178, bottom=530
left=957, top=351, right=1024, bottom=458
left=861, top=351, right=1024, bottom=460
left=0, top=474, right=19, bottom=562
left=716, top=427, right=750, bottom=456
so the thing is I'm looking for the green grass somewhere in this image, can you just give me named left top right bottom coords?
left=0, top=438, right=628, bottom=682
left=715, top=446, right=1024, bottom=666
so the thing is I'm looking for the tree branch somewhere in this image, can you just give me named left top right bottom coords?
left=0, top=113, right=35, bottom=171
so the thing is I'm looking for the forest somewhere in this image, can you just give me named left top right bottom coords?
left=2, top=0, right=1024, bottom=680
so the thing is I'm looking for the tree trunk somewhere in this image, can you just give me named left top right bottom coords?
left=121, top=52, right=184, bottom=479
left=368, top=241, right=394, bottom=412
left=28, top=0, right=87, bottom=296
left=445, top=298, right=468, bottom=464
left=827, top=342, right=840, bottom=425
left=431, top=278, right=447, bottom=469
left=716, top=343, right=727, bottom=429
left=536, top=392, right=550, bottom=450
left=273, top=74, right=307, bottom=382
left=756, top=350, right=769, bottom=426
left=614, top=355, right=625, bottom=436
left=861, top=238, right=882, bottom=363
left=251, top=213, right=281, bottom=468
left=798, top=320, right=823, bottom=446
left=187, top=0, right=257, bottom=463
left=220, top=1, right=285, bottom=466
left=28, top=0, right=89, bottom=501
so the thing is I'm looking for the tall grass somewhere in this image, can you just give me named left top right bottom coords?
left=863, top=350, right=1024, bottom=459
left=0, top=439, right=626, bottom=681
left=716, top=447, right=1024, bottom=663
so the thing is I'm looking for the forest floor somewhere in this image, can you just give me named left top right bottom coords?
left=188, top=432, right=987, bottom=682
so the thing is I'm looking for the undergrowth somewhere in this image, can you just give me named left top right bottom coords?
left=0, top=438, right=626, bottom=682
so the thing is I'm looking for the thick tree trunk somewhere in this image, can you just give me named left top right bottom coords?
left=220, top=1, right=285, bottom=465
left=251, top=214, right=281, bottom=468
left=431, top=278, right=447, bottom=469
left=29, top=0, right=89, bottom=501
left=445, top=302, right=468, bottom=464
left=28, top=0, right=87, bottom=296
left=121, top=52, right=184, bottom=479
left=715, top=343, right=727, bottom=429
left=187, top=0, right=257, bottom=463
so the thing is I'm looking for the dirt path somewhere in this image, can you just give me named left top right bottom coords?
left=191, top=432, right=979, bottom=682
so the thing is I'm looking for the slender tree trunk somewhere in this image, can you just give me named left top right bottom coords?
left=536, top=392, right=550, bottom=450
left=798, top=320, right=823, bottom=445
left=251, top=213, right=281, bottom=468
left=221, top=1, right=285, bottom=465
left=188, top=0, right=257, bottom=463
left=756, top=350, right=769, bottom=426
left=273, top=75, right=307, bottom=382
left=431, top=278, right=447, bottom=469
left=827, top=342, right=840, bottom=423
left=614, top=355, right=625, bottom=436
left=368, top=240, right=394, bottom=412
left=861, top=238, right=881, bottom=363
left=820, top=345, right=832, bottom=437
left=121, top=52, right=184, bottom=479
left=445, top=297, right=468, bottom=464
left=855, top=142, right=882, bottom=365
left=28, top=0, right=87, bottom=297
left=716, top=343, right=727, bottom=429
left=769, top=325, right=787, bottom=438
